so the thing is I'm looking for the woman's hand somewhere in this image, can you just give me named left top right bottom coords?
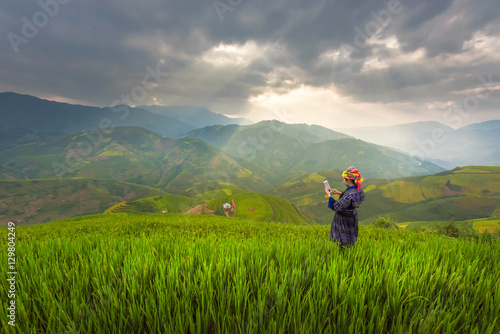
left=325, top=188, right=341, bottom=197
left=331, top=189, right=342, bottom=195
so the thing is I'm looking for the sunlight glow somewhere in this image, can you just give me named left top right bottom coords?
left=202, top=41, right=263, bottom=67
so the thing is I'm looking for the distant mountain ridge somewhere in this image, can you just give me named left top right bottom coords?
left=0, top=92, right=195, bottom=138
left=335, top=120, right=500, bottom=167
left=138, top=105, right=253, bottom=129
left=461, top=120, right=500, bottom=131
left=0, top=92, right=254, bottom=139
left=2, top=92, right=498, bottom=168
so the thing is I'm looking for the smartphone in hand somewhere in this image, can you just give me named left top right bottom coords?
left=323, top=180, right=331, bottom=192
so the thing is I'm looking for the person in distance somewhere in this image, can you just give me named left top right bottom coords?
left=325, top=166, right=366, bottom=248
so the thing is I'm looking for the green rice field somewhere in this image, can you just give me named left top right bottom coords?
left=473, top=219, right=500, bottom=233
left=403, top=219, right=500, bottom=233
left=1, top=213, right=499, bottom=333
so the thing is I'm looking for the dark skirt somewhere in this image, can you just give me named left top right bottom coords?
left=330, top=212, right=358, bottom=247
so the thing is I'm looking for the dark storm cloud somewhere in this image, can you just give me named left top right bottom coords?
left=0, top=0, right=499, bottom=113
left=393, top=0, right=499, bottom=56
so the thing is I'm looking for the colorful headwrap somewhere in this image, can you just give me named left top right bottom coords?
left=342, top=166, right=364, bottom=191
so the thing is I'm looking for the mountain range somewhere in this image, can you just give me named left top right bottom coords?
left=2, top=92, right=498, bottom=170
left=335, top=120, right=500, bottom=168
left=0, top=92, right=252, bottom=138
left=0, top=123, right=445, bottom=188
left=1, top=92, right=498, bottom=227
left=138, top=105, right=252, bottom=128
left=186, top=121, right=444, bottom=179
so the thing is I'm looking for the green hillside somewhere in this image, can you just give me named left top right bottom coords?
left=0, top=126, right=273, bottom=193
left=230, top=193, right=315, bottom=225
left=188, top=121, right=444, bottom=181
left=290, top=138, right=444, bottom=179
left=0, top=125, right=63, bottom=152
left=189, top=122, right=315, bottom=176
left=360, top=166, right=500, bottom=224
left=399, top=218, right=500, bottom=234
left=106, top=188, right=316, bottom=225
left=3, top=213, right=498, bottom=333
left=192, top=182, right=248, bottom=206
left=0, top=165, right=22, bottom=180
left=402, top=220, right=474, bottom=231
left=0, top=122, right=445, bottom=195
left=104, top=194, right=195, bottom=215
left=269, top=166, right=500, bottom=225
left=187, top=120, right=351, bottom=150
left=245, top=120, right=352, bottom=142
left=0, top=178, right=167, bottom=226
left=187, top=121, right=352, bottom=178
left=366, top=196, right=499, bottom=224
left=472, top=219, right=500, bottom=233
left=5, top=165, right=497, bottom=227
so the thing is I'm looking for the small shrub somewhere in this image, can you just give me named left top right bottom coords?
left=373, top=216, right=399, bottom=230
left=214, top=208, right=225, bottom=216
left=436, top=219, right=460, bottom=238
left=412, top=225, right=433, bottom=234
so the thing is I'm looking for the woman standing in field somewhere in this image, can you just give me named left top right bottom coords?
left=326, top=167, right=366, bottom=247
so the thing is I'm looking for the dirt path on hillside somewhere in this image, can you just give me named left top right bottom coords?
left=185, top=204, right=214, bottom=215
left=231, top=198, right=237, bottom=215
left=185, top=205, right=203, bottom=215
left=268, top=205, right=275, bottom=222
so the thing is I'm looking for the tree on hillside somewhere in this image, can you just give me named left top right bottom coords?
left=373, top=216, right=399, bottom=230
left=437, top=218, right=459, bottom=238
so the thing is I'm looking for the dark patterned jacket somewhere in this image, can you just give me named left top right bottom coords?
left=328, top=186, right=366, bottom=217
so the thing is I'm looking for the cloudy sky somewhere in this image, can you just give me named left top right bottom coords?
left=1, top=0, right=499, bottom=128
